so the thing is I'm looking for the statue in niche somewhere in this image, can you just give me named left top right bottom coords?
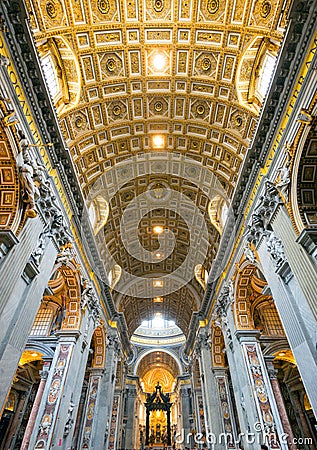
left=81, top=278, right=95, bottom=310
left=56, top=243, right=73, bottom=266
left=50, top=307, right=63, bottom=334
left=266, top=232, right=286, bottom=269
left=276, top=160, right=290, bottom=188
left=17, top=130, right=39, bottom=217
left=31, top=232, right=47, bottom=266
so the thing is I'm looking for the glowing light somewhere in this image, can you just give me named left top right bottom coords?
left=152, top=53, right=166, bottom=71
left=31, top=352, right=38, bottom=357
left=152, top=134, right=165, bottom=149
left=278, top=352, right=286, bottom=357
left=153, top=297, right=163, bottom=303
left=258, top=54, right=276, bottom=97
left=153, top=280, right=163, bottom=287
left=153, top=225, right=164, bottom=234
left=152, top=315, right=164, bottom=328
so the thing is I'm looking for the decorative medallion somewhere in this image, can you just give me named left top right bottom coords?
left=75, top=116, right=83, bottom=128
left=202, top=57, right=211, bottom=71
left=234, top=115, right=243, bottom=127
left=146, top=181, right=171, bottom=202
left=260, top=1, right=271, bottom=18
left=153, top=0, right=164, bottom=12
left=46, top=1, right=57, bottom=18
left=106, top=58, right=116, bottom=72
left=98, top=0, right=110, bottom=14
left=207, top=0, right=219, bottom=15
left=113, top=105, right=122, bottom=116
left=196, top=104, right=205, bottom=116
left=154, top=101, right=163, bottom=113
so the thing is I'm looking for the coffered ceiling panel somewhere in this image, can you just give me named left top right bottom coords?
left=25, top=0, right=291, bottom=333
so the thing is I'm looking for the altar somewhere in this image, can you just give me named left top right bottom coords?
left=144, top=382, right=172, bottom=446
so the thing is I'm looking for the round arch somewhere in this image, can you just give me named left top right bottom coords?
left=133, top=347, right=183, bottom=377
left=233, top=258, right=267, bottom=330
left=49, top=255, right=82, bottom=330
left=91, top=326, right=106, bottom=369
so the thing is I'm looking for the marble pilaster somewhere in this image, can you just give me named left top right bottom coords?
left=20, top=363, right=50, bottom=450
left=196, top=328, right=224, bottom=449
left=257, top=240, right=317, bottom=417
left=0, top=231, right=58, bottom=414
left=265, top=358, right=296, bottom=450
left=237, top=332, right=287, bottom=450
left=79, top=368, right=105, bottom=449
left=91, top=331, right=120, bottom=449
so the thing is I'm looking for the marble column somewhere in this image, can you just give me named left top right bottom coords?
left=177, top=377, right=192, bottom=447
left=291, top=392, right=315, bottom=449
left=213, top=368, right=238, bottom=449
left=196, top=328, right=224, bottom=449
left=71, top=380, right=88, bottom=449
left=257, top=239, right=317, bottom=417
left=28, top=330, right=81, bottom=449
left=56, top=317, right=98, bottom=450
left=0, top=224, right=58, bottom=413
left=20, top=364, right=50, bottom=450
left=273, top=207, right=317, bottom=321
left=91, top=331, right=120, bottom=449
left=220, top=308, right=259, bottom=450
left=79, top=368, right=105, bottom=449
left=265, top=359, right=296, bottom=450
left=237, top=331, right=287, bottom=450
left=123, top=383, right=137, bottom=449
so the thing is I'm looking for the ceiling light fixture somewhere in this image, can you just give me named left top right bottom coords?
left=153, top=225, right=164, bottom=234
left=152, top=134, right=165, bottom=149
left=152, top=52, right=166, bottom=71
left=153, top=280, right=163, bottom=287
left=153, top=297, right=163, bottom=303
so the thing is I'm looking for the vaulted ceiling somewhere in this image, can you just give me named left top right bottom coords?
left=137, top=350, right=180, bottom=391
left=25, top=0, right=291, bottom=335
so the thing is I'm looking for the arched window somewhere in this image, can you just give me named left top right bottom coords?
left=258, top=53, right=276, bottom=97
left=41, top=55, right=59, bottom=98
left=30, top=304, right=56, bottom=336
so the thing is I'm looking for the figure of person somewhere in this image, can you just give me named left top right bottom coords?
left=17, top=130, right=39, bottom=217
